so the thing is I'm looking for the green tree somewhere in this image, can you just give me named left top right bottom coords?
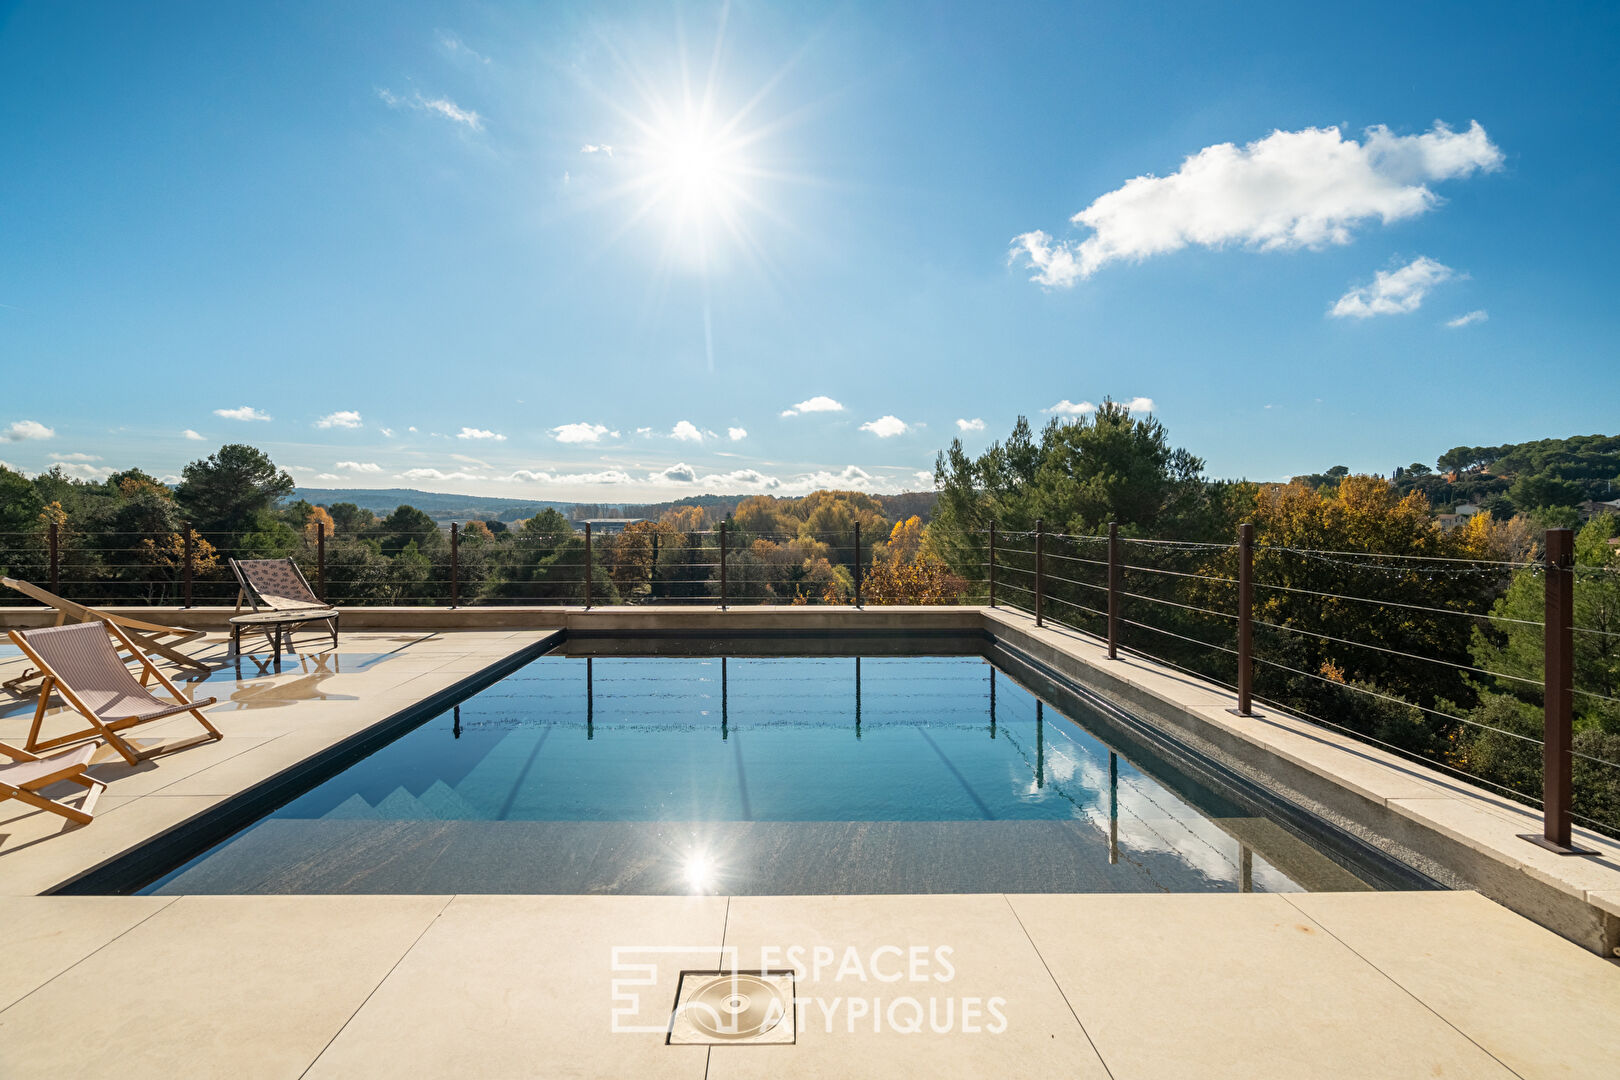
left=176, top=444, right=294, bottom=536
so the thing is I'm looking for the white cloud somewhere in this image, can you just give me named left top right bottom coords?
left=728, top=427, right=748, bottom=441
left=1330, top=256, right=1455, bottom=318
left=580, top=144, right=614, bottom=156
left=671, top=420, right=704, bottom=443
left=56, top=462, right=115, bottom=480
left=377, top=88, right=484, bottom=131
left=456, top=427, right=506, bottom=441
left=661, top=462, right=698, bottom=482
left=379, top=427, right=395, bottom=437
left=1044, top=399, right=1095, bottom=416
left=214, top=405, right=271, bottom=422
left=780, top=395, right=845, bottom=417
left=1012, top=121, right=1503, bottom=287
left=436, top=30, right=490, bottom=64
left=408, top=426, right=418, bottom=433
left=1124, top=397, right=1155, bottom=413
left=634, top=427, right=654, bottom=437
left=335, top=461, right=383, bottom=473
left=860, top=415, right=911, bottom=438
left=49, top=452, right=100, bottom=462
left=505, top=468, right=637, bottom=485
left=1446, top=309, right=1489, bottom=328
left=315, top=410, right=364, bottom=430
left=315, top=473, right=340, bottom=481
left=1, top=419, right=55, bottom=441
left=914, top=470, right=936, bottom=487
left=552, top=422, right=616, bottom=444
left=955, top=418, right=986, bottom=432
left=400, top=468, right=480, bottom=482
left=181, top=429, right=204, bottom=441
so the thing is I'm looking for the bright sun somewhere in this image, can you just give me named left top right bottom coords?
left=633, top=111, right=752, bottom=255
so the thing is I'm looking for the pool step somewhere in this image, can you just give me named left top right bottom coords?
left=320, top=782, right=485, bottom=822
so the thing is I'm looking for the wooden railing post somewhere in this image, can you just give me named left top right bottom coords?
left=182, top=521, right=194, bottom=609
left=1233, top=522, right=1254, bottom=716
left=1034, top=519, right=1045, bottom=627
left=316, top=522, right=327, bottom=602
left=450, top=522, right=460, bottom=609
left=48, top=521, right=59, bottom=594
left=1521, top=528, right=1593, bottom=854
left=1107, top=521, right=1119, bottom=659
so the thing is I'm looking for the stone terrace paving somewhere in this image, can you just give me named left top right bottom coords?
left=1, top=614, right=1618, bottom=1079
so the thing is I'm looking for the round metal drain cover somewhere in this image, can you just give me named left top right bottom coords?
left=684, top=973, right=789, bottom=1041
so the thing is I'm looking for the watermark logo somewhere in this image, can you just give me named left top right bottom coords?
left=609, top=943, right=1008, bottom=1037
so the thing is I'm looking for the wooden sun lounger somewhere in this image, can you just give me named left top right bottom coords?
left=1, top=576, right=209, bottom=693
left=8, top=622, right=222, bottom=766
left=0, top=740, right=105, bottom=826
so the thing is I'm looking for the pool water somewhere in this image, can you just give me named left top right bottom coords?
left=141, top=652, right=1410, bottom=895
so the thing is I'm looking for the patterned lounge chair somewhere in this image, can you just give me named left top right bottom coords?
left=228, top=558, right=339, bottom=657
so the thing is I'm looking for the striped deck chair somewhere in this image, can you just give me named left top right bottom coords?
left=1, top=576, right=208, bottom=693
left=229, top=558, right=339, bottom=654
left=8, top=622, right=222, bottom=766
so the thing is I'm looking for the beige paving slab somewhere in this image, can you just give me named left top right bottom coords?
left=148, top=733, right=364, bottom=796
left=0, top=794, right=227, bottom=896
left=707, top=893, right=1109, bottom=1080
left=1008, top=892, right=1516, bottom=1079
left=1285, top=890, right=1620, bottom=1079
left=0, top=894, right=448, bottom=1080
left=0, top=895, right=175, bottom=1010
left=304, top=894, right=725, bottom=1080
left=74, top=735, right=279, bottom=797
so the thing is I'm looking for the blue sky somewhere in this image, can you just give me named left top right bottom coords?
left=2, top=1, right=1616, bottom=500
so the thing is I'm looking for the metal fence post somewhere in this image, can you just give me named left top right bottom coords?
left=182, top=521, right=194, bottom=609
left=1233, top=522, right=1254, bottom=716
left=988, top=521, right=997, bottom=607
left=854, top=522, right=862, bottom=609
left=48, top=521, right=59, bottom=595
left=583, top=522, right=593, bottom=610
left=650, top=532, right=660, bottom=599
left=1107, top=521, right=1119, bottom=659
left=450, top=522, right=460, bottom=609
left=719, top=522, right=728, bottom=611
left=1034, top=518, right=1045, bottom=627
left=1521, top=528, right=1592, bottom=854
left=317, top=522, right=327, bottom=603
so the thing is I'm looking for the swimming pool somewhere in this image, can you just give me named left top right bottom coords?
left=136, top=643, right=1429, bottom=895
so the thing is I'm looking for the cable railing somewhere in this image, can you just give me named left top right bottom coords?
left=0, top=521, right=922, bottom=610
left=978, top=518, right=1620, bottom=846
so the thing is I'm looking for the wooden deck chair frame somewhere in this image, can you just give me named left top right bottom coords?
left=8, top=622, right=222, bottom=766
left=0, top=741, right=106, bottom=826
left=1, top=576, right=208, bottom=693
left=229, top=558, right=339, bottom=653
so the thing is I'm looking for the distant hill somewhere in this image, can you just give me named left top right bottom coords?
left=291, top=487, right=940, bottom=526
left=292, top=488, right=575, bottom=523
